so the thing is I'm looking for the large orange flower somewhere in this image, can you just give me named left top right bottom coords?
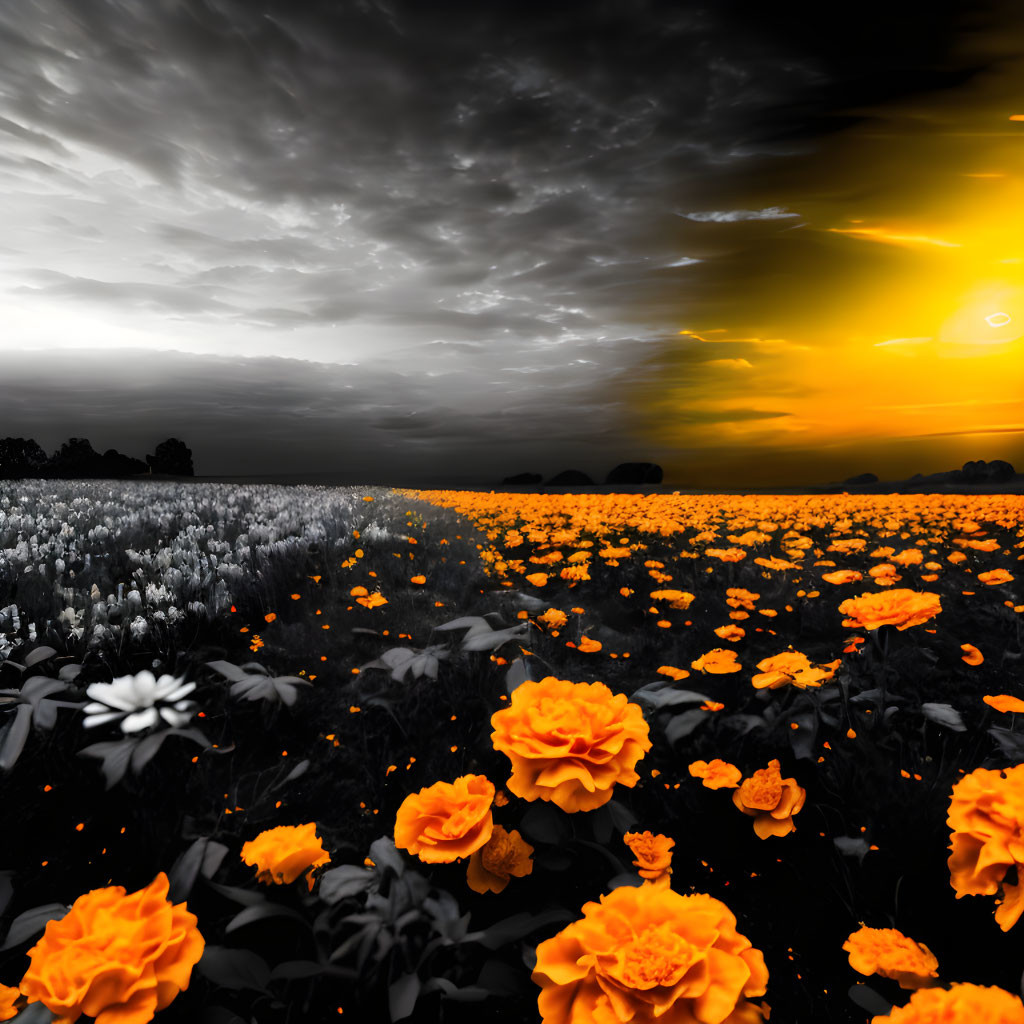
left=876, top=982, right=1024, bottom=1024
left=394, top=774, right=495, bottom=863
left=490, top=677, right=651, bottom=813
left=692, top=649, right=743, bottom=674
left=0, top=984, right=19, bottom=1021
left=240, top=822, right=332, bottom=892
left=532, top=884, right=768, bottom=1024
left=466, top=824, right=534, bottom=894
left=18, top=872, right=204, bottom=1024
left=838, top=589, right=942, bottom=631
left=946, top=765, right=1024, bottom=931
left=732, top=760, right=806, bottom=839
left=689, top=759, right=742, bottom=789
left=843, top=925, right=939, bottom=989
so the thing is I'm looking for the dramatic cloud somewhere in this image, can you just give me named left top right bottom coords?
left=0, top=0, right=1020, bottom=484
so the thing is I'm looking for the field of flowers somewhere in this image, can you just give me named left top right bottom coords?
left=0, top=480, right=1022, bottom=1023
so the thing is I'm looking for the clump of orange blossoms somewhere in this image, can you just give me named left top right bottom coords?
left=490, top=677, right=651, bottom=813
left=733, top=759, right=806, bottom=838
left=532, top=884, right=769, bottom=1024
left=876, top=982, right=1024, bottom=1024
left=751, top=651, right=841, bottom=690
left=689, top=759, right=742, bottom=789
left=18, top=872, right=204, bottom=1024
left=839, top=589, right=942, bottom=631
left=843, top=925, right=939, bottom=989
left=946, top=765, right=1024, bottom=931
left=692, top=648, right=743, bottom=674
left=240, top=822, right=332, bottom=891
left=466, top=824, right=534, bottom=894
left=623, top=830, right=675, bottom=883
left=394, top=774, right=495, bottom=863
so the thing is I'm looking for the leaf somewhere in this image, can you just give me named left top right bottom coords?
left=663, top=709, right=708, bottom=744
left=350, top=626, right=382, bottom=636
left=368, top=835, right=406, bottom=880
left=921, top=702, right=966, bottom=732
left=468, top=908, right=575, bottom=951
left=240, top=661, right=270, bottom=675
left=205, top=660, right=250, bottom=683
left=788, top=713, right=818, bottom=761
left=505, top=656, right=533, bottom=696
left=389, top=971, right=422, bottom=1021
left=605, top=872, right=645, bottom=889
left=196, top=946, right=271, bottom=993
left=269, top=960, right=325, bottom=982
left=0, top=704, right=33, bottom=770
left=848, top=983, right=892, bottom=1015
left=205, top=880, right=271, bottom=907
left=432, top=616, right=493, bottom=635
left=606, top=799, right=638, bottom=834
left=0, top=903, right=69, bottom=951
left=629, top=683, right=711, bottom=710
left=476, top=957, right=530, bottom=997
left=24, top=646, right=56, bottom=668
left=723, top=713, right=764, bottom=736
left=5, top=1001, right=53, bottom=1023
left=461, top=624, right=530, bottom=652
left=989, top=726, right=1024, bottom=760
left=21, top=676, right=70, bottom=704
left=520, top=802, right=571, bottom=845
left=168, top=838, right=230, bottom=903
left=33, top=698, right=84, bottom=731
left=77, top=738, right=137, bottom=790
left=318, top=865, right=375, bottom=905
left=225, top=901, right=308, bottom=933
left=130, top=731, right=172, bottom=775
left=421, top=977, right=490, bottom=1003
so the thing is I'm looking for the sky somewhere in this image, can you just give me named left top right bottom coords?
left=0, top=0, right=1022, bottom=488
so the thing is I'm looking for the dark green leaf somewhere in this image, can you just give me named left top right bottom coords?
left=520, top=802, right=571, bottom=845
left=196, top=946, right=271, bottom=993
left=921, top=702, right=966, bottom=732
left=663, top=708, right=707, bottom=744
left=389, top=971, right=422, bottom=1021
left=318, top=865, right=375, bottom=905
left=0, top=704, right=33, bottom=770
left=225, top=902, right=308, bottom=933
left=848, top=983, right=892, bottom=1015
left=0, top=903, right=69, bottom=951
left=24, top=646, right=56, bottom=668
left=269, top=960, right=325, bottom=982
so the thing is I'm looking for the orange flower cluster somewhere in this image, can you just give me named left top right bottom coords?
left=466, top=823, right=534, bottom=894
left=732, top=760, right=806, bottom=839
left=240, top=822, right=331, bottom=891
left=877, top=982, right=1024, bottom=1024
left=947, top=765, right=1024, bottom=931
left=623, top=830, right=675, bottom=882
left=689, top=758, right=742, bottom=789
left=18, top=872, right=204, bottom=1024
left=490, top=677, right=651, bottom=812
left=843, top=925, right=939, bottom=989
left=692, top=648, right=743, bottom=674
left=532, top=885, right=768, bottom=1024
left=751, top=651, right=841, bottom=690
left=839, top=589, right=942, bottom=631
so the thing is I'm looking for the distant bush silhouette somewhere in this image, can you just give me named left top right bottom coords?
left=146, top=437, right=195, bottom=477
left=0, top=437, right=49, bottom=479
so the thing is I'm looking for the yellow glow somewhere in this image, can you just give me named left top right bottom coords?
left=826, top=227, right=961, bottom=248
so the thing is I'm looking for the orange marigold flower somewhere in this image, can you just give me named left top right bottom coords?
left=623, top=830, right=675, bottom=881
left=751, top=651, right=841, bottom=690
left=726, top=588, right=760, bottom=610
left=714, top=624, right=746, bottom=641
left=838, top=589, right=942, bottom=631
left=689, top=758, right=742, bottom=789
left=732, top=760, right=806, bottom=839
left=537, top=608, right=569, bottom=629
left=532, top=885, right=768, bottom=1024
left=466, top=824, right=534, bottom=894
left=706, top=547, right=748, bottom=562
left=701, top=700, right=725, bottom=712
left=577, top=635, right=602, bottom=653
left=960, top=644, right=984, bottom=666
left=525, top=572, right=549, bottom=586
left=842, top=924, right=939, bottom=990
left=0, top=985, right=16, bottom=1022
left=692, top=648, right=743, bottom=674
left=650, top=589, right=695, bottom=610
left=879, top=982, right=1024, bottom=1024
left=490, top=677, right=651, bottom=813
left=394, top=774, right=495, bottom=863
left=241, top=822, right=332, bottom=891
left=978, top=569, right=1015, bottom=586
left=983, top=694, right=1024, bottom=713
left=947, top=764, right=1024, bottom=931
left=822, top=570, right=864, bottom=585
left=657, top=665, right=691, bottom=680
left=18, top=872, right=204, bottom=1024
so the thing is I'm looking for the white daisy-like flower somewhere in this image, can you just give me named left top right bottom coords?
left=82, top=671, right=197, bottom=734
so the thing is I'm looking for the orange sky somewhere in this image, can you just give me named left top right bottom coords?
left=620, top=21, right=1024, bottom=486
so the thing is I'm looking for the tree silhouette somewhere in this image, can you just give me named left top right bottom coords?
left=145, top=438, right=194, bottom=476
left=46, top=437, right=104, bottom=478
left=0, top=437, right=48, bottom=479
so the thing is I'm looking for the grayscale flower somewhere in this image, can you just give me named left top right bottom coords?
left=82, top=671, right=197, bottom=733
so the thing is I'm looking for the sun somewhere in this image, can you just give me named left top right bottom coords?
left=937, top=283, right=1024, bottom=346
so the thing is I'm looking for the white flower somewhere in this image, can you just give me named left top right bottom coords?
left=82, top=670, right=197, bottom=734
